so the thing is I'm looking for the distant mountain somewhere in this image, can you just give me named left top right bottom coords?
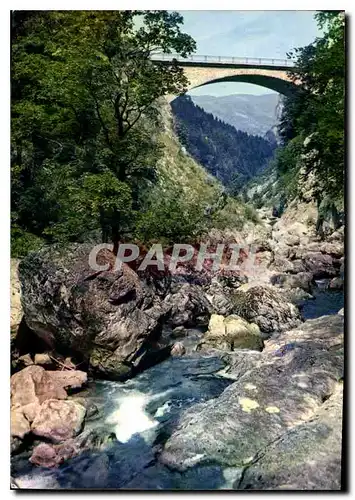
left=171, top=95, right=276, bottom=195
left=190, top=93, right=282, bottom=140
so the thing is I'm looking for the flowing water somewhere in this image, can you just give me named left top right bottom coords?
left=12, top=287, right=344, bottom=489
left=12, top=352, right=232, bottom=489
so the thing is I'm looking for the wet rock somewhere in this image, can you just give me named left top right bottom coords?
left=171, top=326, right=187, bottom=339
left=159, top=315, right=343, bottom=475
left=170, top=342, right=186, bottom=357
left=231, top=285, right=302, bottom=334
left=198, top=314, right=263, bottom=352
left=30, top=428, right=116, bottom=468
left=283, top=288, right=314, bottom=308
left=329, top=277, right=344, bottom=290
left=239, top=383, right=343, bottom=490
left=31, top=399, right=86, bottom=443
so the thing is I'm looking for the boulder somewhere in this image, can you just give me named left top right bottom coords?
left=31, top=399, right=86, bottom=443
left=11, top=366, right=67, bottom=409
left=170, top=342, right=186, bottom=357
left=198, top=314, right=263, bottom=352
left=231, top=285, right=302, bottom=335
left=34, top=353, right=52, bottom=367
left=270, top=272, right=313, bottom=292
left=163, top=283, right=212, bottom=327
left=10, top=366, right=87, bottom=451
left=48, top=370, right=87, bottom=390
left=30, top=428, right=116, bottom=468
left=18, top=244, right=170, bottom=380
left=159, top=315, right=343, bottom=484
left=205, top=283, right=235, bottom=316
left=329, top=277, right=344, bottom=290
left=283, top=288, right=314, bottom=308
left=301, top=252, right=338, bottom=279
left=17, top=353, right=34, bottom=367
left=239, top=383, right=343, bottom=490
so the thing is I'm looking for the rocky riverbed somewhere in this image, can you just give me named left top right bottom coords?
left=10, top=203, right=345, bottom=490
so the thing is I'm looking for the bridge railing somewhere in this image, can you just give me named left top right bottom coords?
left=151, top=53, right=295, bottom=67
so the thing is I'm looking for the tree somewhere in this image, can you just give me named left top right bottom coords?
left=277, top=11, right=345, bottom=204
left=12, top=11, right=196, bottom=253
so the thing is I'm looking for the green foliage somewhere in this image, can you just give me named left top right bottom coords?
left=276, top=11, right=344, bottom=203
left=11, top=10, right=196, bottom=254
left=171, top=96, right=275, bottom=196
left=134, top=185, right=209, bottom=244
left=11, top=223, right=44, bottom=257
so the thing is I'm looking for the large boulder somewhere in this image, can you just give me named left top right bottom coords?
left=198, top=314, right=263, bottom=352
left=10, top=366, right=87, bottom=451
left=19, top=244, right=170, bottom=380
left=31, top=399, right=86, bottom=443
left=239, top=382, right=343, bottom=490
left=231, top=285, right=302, bottom=335
left=159, top=315, right=344, bottom=489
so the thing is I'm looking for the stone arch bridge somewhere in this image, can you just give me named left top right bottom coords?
left=152, top=54, right=297, bottom=99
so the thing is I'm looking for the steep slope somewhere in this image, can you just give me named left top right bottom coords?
left=171, top=95, right=275, bottom=195
left=190, top=93, right=281, bottom=138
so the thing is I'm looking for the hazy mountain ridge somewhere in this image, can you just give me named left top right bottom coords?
left=171, top=95, right=275, bottom=195
left=190, top=93, right=281, bottom=139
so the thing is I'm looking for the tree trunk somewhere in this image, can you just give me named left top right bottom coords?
left=112, top=224, right=120, bottom=256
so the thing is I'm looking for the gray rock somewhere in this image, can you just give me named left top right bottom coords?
left=271, top=272, right=313, bottom=292
left=231, top=285, right=302, bottom=334
left=19, top=245, right=170, bottom=380
left=238, top=383, right=343, bottom=490
left=159, top=315, right=343, bottom=483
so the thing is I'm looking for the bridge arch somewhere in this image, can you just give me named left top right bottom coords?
left=152, top=54, right=298, bottom=101
left=185, top=72, right=295, bottom=97
left=179, top=66, right=296, bottom=99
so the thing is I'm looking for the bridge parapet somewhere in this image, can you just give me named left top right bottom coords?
left=151, top=53, right=295, bottom=69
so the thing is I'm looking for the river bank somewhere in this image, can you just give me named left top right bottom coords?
left=10, top=203, right=345, bottom=490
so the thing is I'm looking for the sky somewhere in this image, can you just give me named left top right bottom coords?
left=178, top=11, right=323, bottom=96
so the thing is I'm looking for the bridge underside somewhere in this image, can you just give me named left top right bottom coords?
left=193, top=74, right=296, bottom=96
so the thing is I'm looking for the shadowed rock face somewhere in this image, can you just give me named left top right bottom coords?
left=18, top=244, right=213, bottom=380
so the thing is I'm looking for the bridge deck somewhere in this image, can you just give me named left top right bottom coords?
left=151, top=53, right=295, bottom=70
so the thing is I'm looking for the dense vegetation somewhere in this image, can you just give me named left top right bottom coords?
left=272, top=12, right=344, bottom=213
left=171, top=95, right=275, bottom=195
left=11, top=11, right=203, bottom=256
